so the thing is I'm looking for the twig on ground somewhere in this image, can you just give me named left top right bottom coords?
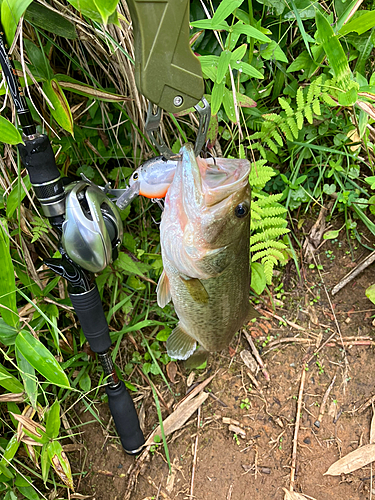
left=147, top=476, right=171, bottom=500
left=314, top=371, right=337, bottom=428
left=190, top=406, right=201, bottom=499
left=226, top=484, right=234, bottom=500
left=331, top=251, right=375, bottom=296
left=258, top=309, right=305, bottom=331
left=242, top=330, right=270, bottom=382
left=290, top=365, right=307, bottom=492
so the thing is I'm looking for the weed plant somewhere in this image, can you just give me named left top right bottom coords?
left=1, top=0, right=375, bottom=496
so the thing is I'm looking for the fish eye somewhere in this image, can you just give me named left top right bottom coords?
left=132, top=172, right=139, bottom=180
left=234, top=203, right=249, bottom=218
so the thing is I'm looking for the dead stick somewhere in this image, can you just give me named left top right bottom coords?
left=190, top=406, right=201, bottom=498
left=332, top=251, right=375, bottom=296
left=290, top=365, right=307, bottom=491
left=243, top=330, right=270, bottom=382
left=314, top=372, right=337, bottom=428
left=259, top=309, right=305, bottom=331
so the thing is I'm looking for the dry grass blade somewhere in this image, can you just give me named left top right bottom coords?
left=324, top=444, right=375, bottom=475
left=11, top=410, right=46, bottom=441
left=371, top=408, right=375, bottom=444
left=145, top=391, right=208, bottom=446
left=283, top=488, right=315, bottom=500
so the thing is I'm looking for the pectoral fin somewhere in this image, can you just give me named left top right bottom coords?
left=180, top=276, right=209, bottom=304
left=156, top=270, right=172, bottom=308
left=166, top=324, right=196, bottom=360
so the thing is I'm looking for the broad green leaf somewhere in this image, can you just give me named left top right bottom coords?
left=261, top=41, right=288, bottom=62
left=236, top=92, right=257, bottom=107
left=217, top=50, right=232, bottom=84
left=1, top=0, right=33, bottom=44
left=78, top=371, right=91, bottom=392
left=56, top=75, right=128, bottom=102
left=190, top=19, right=230, bottom=31
left=25, top=2, right=77, bottom=39
left=0, top=365, right=23, bottom=393
left=338, top=82, right=359, bottom=105
left=92, top=0, right=118, bottom=24
left=43, top=80, right=74, bottom=135
left=232, top=22, right=271, bottom=43
left=66, top=0, right=118, bottom=24
left=0, top=219, right=18, bottom=328
left=0, top=319, right=18, bottom=346
left=231, top=59, right=264, bottom=78
left=16, top=486, right=41, bottom=500
left=251, top=262, right=267, bottom=294
left=0, top=116, right=23, bottom=145
left=212, top=0, right=244, bottom=25
left=23, top=39, right=53, bottom=81
left=287, top=51, right=315, bottom=72
left=116, top=252, right=149, bottom=275
left=6, top=175, right=32, bottom=219
left=316, top=10, right=352, bottom=89
left=323, top=229, right=341, bottom=240
left=340, top=11, right=375, bottom=36
left=211, top=81, right=226, bottom=115
left=15, top=330, right=70, bottom=388
left=231, top=43, right=248, bottom=61
left=223, top=87, right=237, bottom=122
left=45, top=400, right=61, bottom=439
left=16, top=348, right=37, bottom=409
left=0, top=434, right=20, bottom=470
left=47, top=440, right=74, bottom=490
left=41, top=445, right=51, bottom=484
left=366, top=283, right=375, bottom=305
left=206, top=113, right=219, bottom=147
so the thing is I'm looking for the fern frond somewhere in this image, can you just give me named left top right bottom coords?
left=305, top=104, right=313, bottom=124
left=296, top=87, right=305, bottom=111
left=264, top=137, right=278, bottom=153
left=287, top=117, right=299, bottom=138
left=255, top=192, right=285, bottom=204
left=250, top=239, right=288, bottom=252
left=251, top=217, right=289, bottom=230
left=249, top=162, right=276, bottom=189
left=250, top=227, right=290, bottom=245
left=279, top=120, right=294, bottom=141
left=279, top=97, right=294, bottom=117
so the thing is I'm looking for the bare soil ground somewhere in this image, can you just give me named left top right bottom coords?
left=68, top=218, right=375, bottom=500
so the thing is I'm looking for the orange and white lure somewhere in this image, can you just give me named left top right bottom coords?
left=129, top=156, right=178, bottom=199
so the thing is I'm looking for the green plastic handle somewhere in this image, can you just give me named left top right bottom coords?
left=127, top=0, right=204, bottom=113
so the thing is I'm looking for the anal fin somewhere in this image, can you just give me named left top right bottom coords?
left=166, top=324, right=196, bottom=360
left=184, top=346, right=209, bottom=370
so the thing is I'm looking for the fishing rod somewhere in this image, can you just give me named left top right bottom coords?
left=0, top=21, right=144, bottom=455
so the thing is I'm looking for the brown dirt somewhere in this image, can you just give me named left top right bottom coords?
left=69, top=219, right=375, bottom=500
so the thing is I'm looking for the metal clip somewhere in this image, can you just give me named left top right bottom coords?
left=145, top=98, right=211, bottom=158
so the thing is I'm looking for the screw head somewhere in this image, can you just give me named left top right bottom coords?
left=173, top=95, right=183, bottom=107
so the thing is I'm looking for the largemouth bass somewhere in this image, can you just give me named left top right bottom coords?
left=157, top=143, right=257, bottom=361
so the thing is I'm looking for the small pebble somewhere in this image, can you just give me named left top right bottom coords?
left=117, top=464, right=123, bottom=469
left=260, top=467, right=271, bottom=474
left=303, top=437, right=311, bottom=444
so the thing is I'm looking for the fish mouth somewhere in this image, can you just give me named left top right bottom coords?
left=181, top=144, right=250, bottom=207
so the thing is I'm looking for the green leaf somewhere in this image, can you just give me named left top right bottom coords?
left=338, top=83, right=359, bottom=106
left=366, top=283, right=375, bottom=305
left=190, top=19, right=229, bottom=31
left=43, top=80, right=74, bottom=135
left=231, top=59, right=263, bottom=78
left=0, top=364, right=23, bottom=393
left=78, top=371, right=91, bottom=392
left=223, top=87, right=237, bottom=122
left=16, top=486, right=41, bottom=500
left=287, top=51, right=313, bottom=72
left=230, top=43, right=247, bottom=61
left=323, top=229, right=341, bottom=240
left=116, top=252, right=148, bottom=276
left=315, top=10, right=352, bottom=89
left=217, top=50, right=232, bottom=84
left=232, top=22, right=271, bottom=42
left=45, top=400, right=61, bottom=439
left=156, top=327, right=172, bottom=342
left=41, top=445, right=51, bottom=484
left=339, top=11, right=375, bottom=36
left=211, top=81, right=226, bottom=115
left=261, top=41, right=288, bottom=62
left=251, top=262, right=267, bottom=294
left=47, top=440, right=74, bottom=490
left=0, top=434, right=20, bottom=472
left=212, top=0, right=244, bottom=25
left=15, top=330, right=70, bottom=388
left=1, top=0, right=33, bottom=44
left=66, top=0, right=118, bottom=24
left=0, top=219, right=18, bottom=328
left=23, top=39, right=53, bottom=81
left=0, top=319, right=18, bottom=346
left=16, top=348, right=37, bottom=409
left=6, top=175, right=32, bottom=219
left=25, top=2, right=77, bottom=39
left=0, top=116, right=23, bottom=145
